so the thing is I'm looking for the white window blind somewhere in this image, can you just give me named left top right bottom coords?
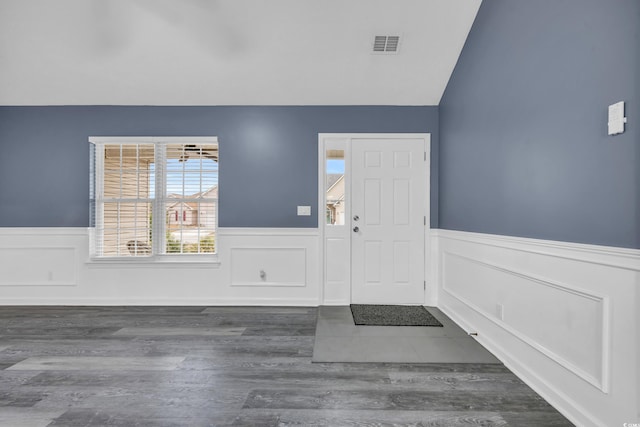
left=90, top=137, right=218, bottom=258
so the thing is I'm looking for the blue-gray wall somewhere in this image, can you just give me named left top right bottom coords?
left=0, top=106, right=439, bottom=228
left=439, top=0, right=640, bottom=249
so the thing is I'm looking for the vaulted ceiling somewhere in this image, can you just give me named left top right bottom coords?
left=0, top=0, right=481, bottom=105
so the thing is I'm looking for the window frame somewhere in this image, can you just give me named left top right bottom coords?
left=89, top=136, right=219, bottom=264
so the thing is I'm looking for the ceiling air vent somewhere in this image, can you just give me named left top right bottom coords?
left=373, top=35, right=400, bottom=54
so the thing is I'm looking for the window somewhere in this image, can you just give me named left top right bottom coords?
left=325, top=149, right=345, bottom=225
left=89, top=137, right=218, bottom=258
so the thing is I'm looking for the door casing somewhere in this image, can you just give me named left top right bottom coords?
left=318, top=133, right=432, bottom=306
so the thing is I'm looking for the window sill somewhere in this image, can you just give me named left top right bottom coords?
left=86, top=255, right=220, bottom=269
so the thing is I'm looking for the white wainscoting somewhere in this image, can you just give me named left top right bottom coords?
left=434, top=229, right=640, bottom=427
left=0, top=247, right=77, bottom=286
left=0, top=227, right=320, bottom=306
left=230, top=248, right=307, bottom=287
left=0, top=229, right=81, bottom=287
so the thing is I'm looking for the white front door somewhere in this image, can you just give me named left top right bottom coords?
left=350, top=137, right=427, bottom=304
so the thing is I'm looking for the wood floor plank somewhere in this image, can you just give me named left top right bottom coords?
left=6, top=356, right=186, bottom=371
left=0, top=390, right=46, bottom=407
left=271, top=409, right=509, bottom=427
left=242, top=388, right=554, bottom=412
left=34, top=386, right=249, bottom=413
left=0, top=407, right=66, bottom=427
left=47, top=408, right=261, bottom=427
left=0, top=306, right=573, bottom=426
left=501, top=411, right=575, bottom=426
left=0, top=327, right=122, bottom=338
left=201, top=307, right=314, bottom=315
left=112, top=327, right=246, bottom=336
left=241, top=326, right=316, bottom=336
left=388, top=371, right=532, bottom=392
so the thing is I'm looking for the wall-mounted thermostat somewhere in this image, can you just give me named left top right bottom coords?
left=608, top=101, right=627, bottom=136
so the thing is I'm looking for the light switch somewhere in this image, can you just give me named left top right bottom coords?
left=297, top=206, right=311, bottom=216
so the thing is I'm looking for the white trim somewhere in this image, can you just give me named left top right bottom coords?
left=318, top=134, right=350, bottom=305
left=0, top=282, right=78, bottom=288
left=0, top=227, right=89, bottom=236
left=0, top=297, right=319, bottom=306
left=229, top=282, right=306, bottom=288
left=318, top=138, right=324, bottom=304
left=422, top=138, right=432, bottom=305
left=0, top=226, right=320, bottom=306
left=318, top=133, right=431, bottom=140
left=318, top=133, right=431, bottom=305
left=442, top=250, right=610, bottom=393
left=85, top=257, right=220, bottom=268
left=0, top=246, right=79, bottom=287
left=89, top=136, right=218, bottom=144
left=428, top=228, right=440, bottom=306
left=230, top=247, right=308, bottom=287
left=217, top=228, right=319, bottom=237
left=435, top=229, right=640, bottom=269
left=438, top=301, right=603, bottom=427
left=89, top=136, right=219, bottom=258
left=322, top=299, right=350, bottom=305
left=434, top=229, right=639, bottom=427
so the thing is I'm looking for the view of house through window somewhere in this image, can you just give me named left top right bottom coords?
left=90, top=138, right=218, bottom=257
left=163, top=143, right=218, bottom=254
left=326, top=149, right=345, bottom=225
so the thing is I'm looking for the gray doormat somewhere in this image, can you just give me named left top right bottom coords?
left=350, top=304, right=443, bottom=327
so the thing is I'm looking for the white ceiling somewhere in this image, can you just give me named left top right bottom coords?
left=0, top=0, right=481, bottom=106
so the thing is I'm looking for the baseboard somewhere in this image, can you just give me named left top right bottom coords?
left=321, top=299, right=350, bottom=306
left=0, top=297, right=320, bottom=306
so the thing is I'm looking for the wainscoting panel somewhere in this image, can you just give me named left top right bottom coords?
left=323, top=236, right=350, bottom=305
left=0, top=247, right=77, bottom=286
left=442, top=251, right=607, bottom=391
left=0, top=228, right=84, bottom=287
left=230, top=248, right=306, bottom=287
left=435, top=229, right=639, bottom=427
left=0, top=227, right=320, bottom=306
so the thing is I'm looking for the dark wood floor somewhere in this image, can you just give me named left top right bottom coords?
left=0, top=306, right=573, bottom=426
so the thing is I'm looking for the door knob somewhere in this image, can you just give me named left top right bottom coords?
left=353, top=226, right=359, bottom=232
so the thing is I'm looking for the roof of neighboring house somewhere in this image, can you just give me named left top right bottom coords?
left=326, top=174, right=343, bottom=191
left=200, top=186, right=218, bottom=198
left=166, top=186, right=218, bottom=210
left=167, top=201, right=194, bottom=211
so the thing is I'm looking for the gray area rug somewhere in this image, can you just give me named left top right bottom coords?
left=350, top=304, right=443, bottom=327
